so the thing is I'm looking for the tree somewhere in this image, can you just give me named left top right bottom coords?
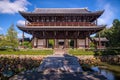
left=95, top=28, right=109, bottom=37
left=96, top=19, right=120, bottom=47
left=6, top=24, right=18, bottom=49
left=109, top=19, right=120, bottom=47
left=0, top=35, right=8, bottom=49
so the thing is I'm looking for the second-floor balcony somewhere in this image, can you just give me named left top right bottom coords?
left=25, top=22, right=96, bottom=26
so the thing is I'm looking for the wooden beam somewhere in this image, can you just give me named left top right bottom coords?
left=22, top=31, right=24, bottom=43
left=99, top=33, right=101, bottom=49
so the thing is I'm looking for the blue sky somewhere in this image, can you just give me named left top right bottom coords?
left=0, top=0, right=120, bottom=38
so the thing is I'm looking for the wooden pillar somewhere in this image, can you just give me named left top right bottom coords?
left=31, top=32, right=34, bottom=48
left=88, top=32, right=90, bottom=48
left=65, top=39, right=69, bottom=48
left=99, top=33, right=101, bottom=49
left=36, top=38, right=38, bottom=48
left=86, top=37, right=89, bottom=48
left=88, top=37, right=90, bottom=48
left=45, top=39, right=49, bottom=48
left=43, top=39, right=46, bottom=48
left=74, top=39, right=77, bottom=48
left=31, top=36, right=34, bottom=48
left=85, top=37, right=86, bottom=48
left=22, top=31, right=24, bottom=43
left=54, top=39, right=58, bottom=48
left=77, top=39, right=79, bottom=48
left=65, top=31, right=69, bottom=48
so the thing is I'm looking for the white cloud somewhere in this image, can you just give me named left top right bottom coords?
left=0, top=0, right=30, bottom=14
left=0, top=27, right=4, bottom=34
left=17, top=20, right=25, bottom=26
left=0, top=27, right=3, bottom=31
left=97, top=1, right=116, bottom=28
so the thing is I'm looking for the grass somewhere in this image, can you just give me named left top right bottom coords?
left=68, top=49, right=95, bottom=55
left=99, top=62, right=120, bottom=77
left=0, top=50, right=53, bottom=55
left=99, top=62, right=120, bottom=73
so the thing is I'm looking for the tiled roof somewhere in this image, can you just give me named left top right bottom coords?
left=18, top=25, right=104, bottom=29
left=17, top=25, right=105, bottom=31
left=33, top=8, right=91, bottom=13
left=94, top=38, right=108, bottom=42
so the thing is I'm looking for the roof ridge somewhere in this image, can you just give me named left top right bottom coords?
left=35, top=8, right=88, bottom=10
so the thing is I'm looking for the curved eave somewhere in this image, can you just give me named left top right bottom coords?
left=17, top=25, right=105, bottom=33
left=19, top=10, right=104, bottom=16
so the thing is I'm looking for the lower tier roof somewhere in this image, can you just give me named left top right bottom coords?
left=17, top=25, right=105, bottom=31
left=17, top=25, right=105, bottom=39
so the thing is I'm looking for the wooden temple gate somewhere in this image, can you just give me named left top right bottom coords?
left=18, top=8, right=105, bottom=49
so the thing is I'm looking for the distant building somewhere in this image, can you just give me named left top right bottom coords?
left=17, top=8, right=105, bottom=49
left=93, top=37, right=108, bottom=49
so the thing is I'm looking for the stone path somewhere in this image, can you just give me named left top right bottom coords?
left=37, top=54, right=83, bottom=73
left=10, top=49, right=106, bottom=80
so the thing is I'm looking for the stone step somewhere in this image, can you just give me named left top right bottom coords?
left=53, top=48, right=68, bottom=55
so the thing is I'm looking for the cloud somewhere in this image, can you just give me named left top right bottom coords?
left=0, top=27, right=4, bottom=34
left=96, top=1, right=116, bottom=28
left=0, top=0, right=31, bottom=14
left=17, top=20, right=25, bottom=26
left=0, top=27, right=3, bottom=31
left=17, top=20, right=32, bottom=38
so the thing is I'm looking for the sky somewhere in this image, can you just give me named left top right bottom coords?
left=0, top=0, right=120, bottom=38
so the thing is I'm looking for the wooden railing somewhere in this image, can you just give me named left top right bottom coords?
left=26, top=22, right=96, bottom=26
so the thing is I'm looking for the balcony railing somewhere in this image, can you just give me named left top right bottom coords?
left=26, top=22, right=96, bottom=26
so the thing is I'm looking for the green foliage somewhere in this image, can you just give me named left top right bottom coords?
left=69, top=49, right=95, bottom=55
left=90, top=42, right=95, bottom=49
left=49, top=39, right=54, bottom=47
left=95, top=28, right=108, bottom=37
left=0, top=24, right=18, bottom=51
left=96, top=19, right=120, bottom=47
left=105, top=19, right=120, bottom=47
left=0, top=50, right=53, bottom=55
left=22, top=41, right=32, bottom=49
left=94, top=48, right=120, bottom=56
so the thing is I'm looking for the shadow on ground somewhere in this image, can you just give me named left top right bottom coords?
left=10, top=71, right=106, bottom=80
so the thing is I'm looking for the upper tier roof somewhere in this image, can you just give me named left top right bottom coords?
left=19, top=8, right=104, bottom=14
left=19, top=8, right=104, bottom=22
left=33, top=8, right=91, bottom=13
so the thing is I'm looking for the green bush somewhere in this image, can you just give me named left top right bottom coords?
left=94, top=48, right=120, bottom=55
left=22, top=41, right=32, bottom=49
